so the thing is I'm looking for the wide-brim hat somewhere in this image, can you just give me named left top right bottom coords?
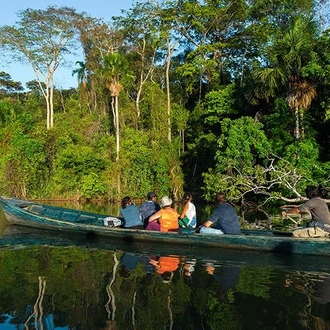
left=160, top=196, right=172, bottom=208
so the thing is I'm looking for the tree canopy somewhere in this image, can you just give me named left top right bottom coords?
left=0, top=0, right=330, bottom=206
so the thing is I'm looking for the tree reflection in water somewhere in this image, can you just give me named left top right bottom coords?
left=0, top=233, right=330, bottom=329
left=104, top=252, right=119, bottom=330
left=24, top=276, right=47, bottom=329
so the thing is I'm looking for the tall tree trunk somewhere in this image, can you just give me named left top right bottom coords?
left=46, top=92, right=51, bottom=130
left=114, top=95, right=121, bottom=194
left=115, top=96, right=120, bottom=161
left=50, top=84, right=54, bottom=128
left=299, top=109, right=305, bottom=139
left=294, top=107, right=300, bottom=139
left=135, top=47, right=156, bottom=120
left=166, top=37, right=172, bottom=142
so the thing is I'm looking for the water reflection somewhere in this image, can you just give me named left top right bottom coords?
left=204, top=263, right=241, bottom=297
left=0, top=224, right=330, bottom=330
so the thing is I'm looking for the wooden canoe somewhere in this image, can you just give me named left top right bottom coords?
left=2, top=225, right=330, bottom=274
left=1, top=196, right=330, bottom=256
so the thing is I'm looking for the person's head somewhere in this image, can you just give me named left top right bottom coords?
left=215, top=192, right=226, bottom=204
left=305, top=186, right=320, bottom=199
left=182, top=192, right=192, bottom=203
left=121, top=196, right=132, bottom=209
left=160, top=196, right=172, bottom=208
left=147, top=192, right=157, bottom=201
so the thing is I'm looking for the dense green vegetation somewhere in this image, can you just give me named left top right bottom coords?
left=1, top=0, right=330, bottom=205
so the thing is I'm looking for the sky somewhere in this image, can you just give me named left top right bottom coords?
left=0, top=0, right=137, bottom=89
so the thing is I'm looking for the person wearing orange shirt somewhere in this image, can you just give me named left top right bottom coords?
left=146, top=196, right=179, bottom=232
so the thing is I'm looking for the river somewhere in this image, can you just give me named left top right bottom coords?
left=0, top=201, right=328, bottom=330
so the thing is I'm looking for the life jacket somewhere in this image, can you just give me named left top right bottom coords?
left=158, top=208, right=179, bottom=232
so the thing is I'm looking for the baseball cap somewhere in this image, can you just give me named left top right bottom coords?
left=147, top=192, right=157, bottom=199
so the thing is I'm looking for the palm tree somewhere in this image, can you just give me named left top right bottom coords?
left=254, top=16, right=317, bottom=139
left=286, top=79, right=316, bottom=139
left=98, top=53, right=130, bottom=161
left=72, top=61, right=88, bottom=88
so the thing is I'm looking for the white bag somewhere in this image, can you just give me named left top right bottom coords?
left=103, top=217, right=122, bottom=227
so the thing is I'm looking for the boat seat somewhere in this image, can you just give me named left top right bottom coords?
left=28, top=204, right=46, bottom=215
left=44, top=208, right=63, bottom=219
left=78, top=214, right=99, bottom=225
left=61, top=212, right=80, bottom=222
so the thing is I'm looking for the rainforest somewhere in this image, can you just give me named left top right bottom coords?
left=0, top=0, right=330, bottom=207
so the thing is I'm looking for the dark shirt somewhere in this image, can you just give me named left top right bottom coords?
left=299, top=197, right=330, bottom=225
left=139, top=201, right=161, bottom=228
left=209, top=203, right=241, bottom=234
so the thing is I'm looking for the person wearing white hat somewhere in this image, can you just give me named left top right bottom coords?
left=146, top=196, right=179, bottom=232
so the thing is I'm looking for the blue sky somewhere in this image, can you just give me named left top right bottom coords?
left=0, top=0, right=137, bottom=89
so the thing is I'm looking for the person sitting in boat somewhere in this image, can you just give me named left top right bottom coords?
left=179, top=192, right=197, bottom=228
left=199, top=192, right=241, bottom=235
left=282, top=185, right=330, bottom=237
left=146, top=196, right=180, bottom=232
left=139, top=192, right=161, bottom=229
left=120, top=196, right=144, bottom=229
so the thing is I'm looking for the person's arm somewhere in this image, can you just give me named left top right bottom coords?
left=281, top=207, right=301, bottom=217
left=180, top=203, right=189, bottom=219
left=149, top=211, right=161, bottom=222
left=202, top=220, right=212, bottom=228
left=139, top=204, right=144, bottom=217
